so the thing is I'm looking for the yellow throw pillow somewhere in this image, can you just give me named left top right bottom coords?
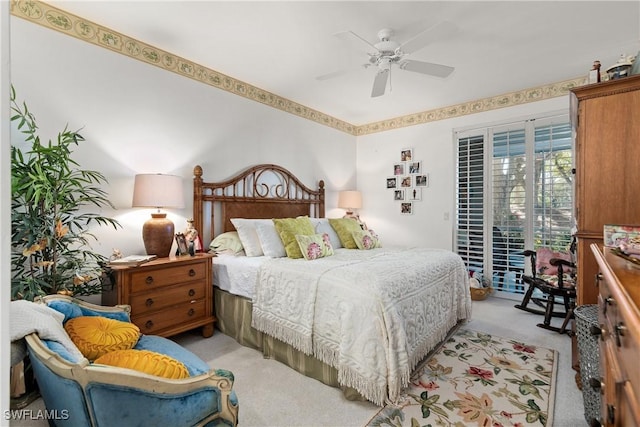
left=65, top=316, right=140, bottom=361
left=273, top=217, right=315, bottom=258
left=295, top=233, right=334, bottom=260
left=94, top=349, right=190, bottom=379
left=328, top=218, right=362, bottom=249
left=352, top=229, right=382, bottom=250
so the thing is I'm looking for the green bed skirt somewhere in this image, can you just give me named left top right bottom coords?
left=214, top=288, right=364, bottom=401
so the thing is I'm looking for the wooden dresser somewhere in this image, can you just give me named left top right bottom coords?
left=571, top=75, right=640, bottom=306
left=591, top=244, right=640, bottom=426
left=102, top=253, right=215, bottom=338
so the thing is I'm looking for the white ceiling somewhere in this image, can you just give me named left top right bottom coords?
left=49, top=1, right=640, bottom=126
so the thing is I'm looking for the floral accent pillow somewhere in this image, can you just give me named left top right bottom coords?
left=352, top=229, right=381, bottom=250
left=295, top=233, right=334, bottom=260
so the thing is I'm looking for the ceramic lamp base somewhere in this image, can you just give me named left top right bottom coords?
left=142, top=213, right=174, bottom=258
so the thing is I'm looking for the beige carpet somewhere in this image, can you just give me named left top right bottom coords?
left=10, top=296, right=586, bottom=427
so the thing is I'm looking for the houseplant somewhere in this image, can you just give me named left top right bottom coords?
left=10, top=86, right=121, bottom=301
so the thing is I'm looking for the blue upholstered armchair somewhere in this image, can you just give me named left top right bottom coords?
left=21, top=295, right=238, bottom=427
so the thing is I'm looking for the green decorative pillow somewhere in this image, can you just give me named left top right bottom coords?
left=94, top=349, right=190, bottom=379
left=295, top=233, right=334, bottom=260
left=328, top=218, right=362, bottom=249
left=352, top=229, right=382, bottom=250
left=209, top=231, right=244, bottom=255
left=273, top=217, right=315, bottom=258
left=64, top=316, right=140, bottom=361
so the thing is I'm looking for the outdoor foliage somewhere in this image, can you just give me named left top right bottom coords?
left=10, top=86, right=120, bottom=300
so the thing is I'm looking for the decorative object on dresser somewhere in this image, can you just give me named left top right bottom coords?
left=337, top=190, right=362, bottom=219
left=590, top=244, right=640, bottom=427
left=102, top=253, right=215, bottom=338
left=132, top=173, right=185, bottom=258
left=108, top=254, right=157, bottom=267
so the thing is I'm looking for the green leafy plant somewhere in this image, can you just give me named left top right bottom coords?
left=10, top=86, right=121, bottom=300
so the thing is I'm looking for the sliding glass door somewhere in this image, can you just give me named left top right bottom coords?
left=455, top=114, right=573, bottom=295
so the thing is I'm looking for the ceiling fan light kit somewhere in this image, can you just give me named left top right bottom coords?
left=319, top=23, right=456, bottom=97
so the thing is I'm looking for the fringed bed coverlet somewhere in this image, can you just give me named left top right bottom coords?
left=251, top=247, right=472, bottom=405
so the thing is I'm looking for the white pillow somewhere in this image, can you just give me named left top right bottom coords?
left=308, top=217, right=343, bottom=249
left=230, top=218, right=272, bottom=257
left=254, top=221, right=286, bottom=258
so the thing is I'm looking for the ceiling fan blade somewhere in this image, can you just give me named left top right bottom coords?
left=371, top=70, right=389, bottom=97
left=316, top=69, right=352, bottom=81
left=399, top=21, right=458, bottom=54
left=334, top=30, right=378, bottom=55
left=400, top=60, right=454, bottom=78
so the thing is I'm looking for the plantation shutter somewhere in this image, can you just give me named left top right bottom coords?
left=455, top=113, right=573, bottom=294
left=456, top=134, right=485, bottom=278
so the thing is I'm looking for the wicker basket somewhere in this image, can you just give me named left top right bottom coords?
left=470, top=286, right=493, bottom=301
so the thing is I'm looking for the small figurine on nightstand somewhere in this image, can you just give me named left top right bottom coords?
left=184, top=219, right=203, bottom=255
left=110, top=248, right=123, bottom=261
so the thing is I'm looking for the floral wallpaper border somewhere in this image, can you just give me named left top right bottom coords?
left=11, top=0, right=585, bottom=136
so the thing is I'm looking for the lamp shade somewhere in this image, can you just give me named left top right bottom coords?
left=132, top=174, right=184, bottom=258
left=132, top=174, right=185, bottom=209
left=337, top=191, right=362, bottom=210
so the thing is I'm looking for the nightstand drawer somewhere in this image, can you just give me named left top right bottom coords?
left=132, top=300, right=206, bottom=335
left=129, top=262, right=206, bottom=293
left=129, top=281, right=207, bottom=315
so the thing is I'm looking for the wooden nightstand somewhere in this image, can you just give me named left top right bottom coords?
left=102, top=253, right=215, bottom=338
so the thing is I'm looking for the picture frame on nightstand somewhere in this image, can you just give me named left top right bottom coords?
left=175, top=232, right=189, bottom=255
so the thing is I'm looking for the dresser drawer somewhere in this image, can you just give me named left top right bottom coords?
left=129, top=262, right=206, bottom=293
left=132, top=300, right=207, bottom=335
left=129, top=281, right=207, bottom=315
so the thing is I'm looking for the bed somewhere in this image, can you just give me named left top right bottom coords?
left=193, top=164, right=472, bottom=405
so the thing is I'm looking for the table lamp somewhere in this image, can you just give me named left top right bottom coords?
left=132, top=174, right=184, bottom=258
left=338, top=190, right=362, bottom=220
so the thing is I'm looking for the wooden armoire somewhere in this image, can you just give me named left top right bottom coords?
left=571, top=74, right=640, bottom=306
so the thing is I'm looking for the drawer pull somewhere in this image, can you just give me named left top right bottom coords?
left=603, top=296, right=614, bottom=316
left=614, top=322, right=626, bottom=347
left=188, top=289, right=196, bottom=297
left=188, top=269, right=196, bottom=277
left=588, top=418, right=601, bottom=427
left=594, top=273, right=602, bottom=287
left=145, top=276, right=154, bottom=285
left=606, top=404, right=615, bottom=425
left=588, top=377, right=602, bottom=391
left=145, top=320, right=154, bottom=329
left=145, top=298, right=154, bottom=307
left=589, top=325, right=602, bottom=337
left=188, top=308, right=195, bottom=316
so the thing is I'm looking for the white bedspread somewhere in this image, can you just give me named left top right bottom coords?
left=251, top=247, right=471, bottom=405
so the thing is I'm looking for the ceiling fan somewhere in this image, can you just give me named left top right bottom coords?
left=317, top=22, right=457, bottom=97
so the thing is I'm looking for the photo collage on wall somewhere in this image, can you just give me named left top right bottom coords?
left=386, top=148, right=429, bottom=215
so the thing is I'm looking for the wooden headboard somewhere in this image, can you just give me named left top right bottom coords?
left=193, top=164, right=325, bottom=244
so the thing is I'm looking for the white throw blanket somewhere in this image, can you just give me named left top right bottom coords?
left=252, top=247, right=471, bottom=405
left=10, top=300, right=86, bottom=362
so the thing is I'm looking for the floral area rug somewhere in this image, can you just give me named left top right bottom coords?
left=366, top=329, right=557, bottom=427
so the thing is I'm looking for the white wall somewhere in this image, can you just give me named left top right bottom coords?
left=10, top=18, right=356, bottom=257
left=356, top=96, right=569, bottom=249
left=10, top=16, right=574, bottom=258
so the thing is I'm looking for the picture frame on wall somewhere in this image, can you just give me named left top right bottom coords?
left=386, top=177, right=397, bottom=189
left=400, top=176, right=412, bottom=188
left=393, top=163, right=405, bottom=175
left=400, top=148, right=413, bottom=162
left=408, top=161, right=422, bottom=174
left=415, top=174, right=429, bottom=187
left=394, top=189, right=405, bottom=201
left=401, top=202, right=413, bottom=214
left=408, top=187, right=422, bottom=201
